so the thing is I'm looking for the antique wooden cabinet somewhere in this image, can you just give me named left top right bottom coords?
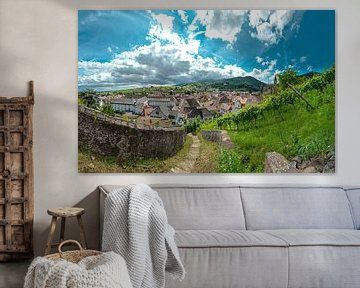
left=0, top=81, right=34, bottom=261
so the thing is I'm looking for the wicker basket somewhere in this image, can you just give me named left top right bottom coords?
left=45, top=240, right=102, bottom=263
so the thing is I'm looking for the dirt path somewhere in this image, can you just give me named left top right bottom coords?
left=171, top=134, right=200, bottom=173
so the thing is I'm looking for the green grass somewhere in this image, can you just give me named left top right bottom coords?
left=79, top=68, right=335, bottom=173
left=201, top=83, right=335, bottom=173
left=78, top=135, right=193, bottom=173
left=193, top=134, right=219, bottom=173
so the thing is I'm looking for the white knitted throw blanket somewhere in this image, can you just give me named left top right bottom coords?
left=102, top=184, right=185, bottom=288
left=24, top=251, right=133, bottom=288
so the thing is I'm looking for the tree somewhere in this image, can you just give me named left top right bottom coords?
left=100, top=104, right=115, bottom=117
left=278, top=68, right=299, bottom=90
left=185, top=117, right=201, bottom=134
left=78, top=89, right=100, bottom=109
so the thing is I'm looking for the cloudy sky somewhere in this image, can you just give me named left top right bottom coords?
left=78, top=10, right=335, bottom=91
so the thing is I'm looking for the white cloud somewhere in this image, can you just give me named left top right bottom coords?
left=255, top=56, right=264, bottom=63
left=249, top=59, right=278, bottom=82
left=148, top=13, right=182, bottom=45
left=178, top=10, right=188, bottom=24
left=189, top=10, right=247, bottom=45
left=79, top=11, right=292, bottom=89
left=80, top=11, right=124, bottom=26
left=150, top=13, right=174, bottom=32
left=78, top=10, right=302, bottom=89
left=79, top=15, right=250, bottom=89
left=300, top=56, right=307, bottom=63
left=255, top=57, right=277, bottom=71
left=248, top=10, right=295, bottom=45
left=268, top=59, right=277, bottom=70
left=249, top=10, right=271, bottom=27
left=291, top=22, right=300, bottom=33
left=79, top=40, right=247, bottom=88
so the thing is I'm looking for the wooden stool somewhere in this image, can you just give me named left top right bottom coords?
left=45, top=207, right=87, bottom=255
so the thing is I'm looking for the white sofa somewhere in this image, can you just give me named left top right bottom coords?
left=99, top=185, right=360, bottom=288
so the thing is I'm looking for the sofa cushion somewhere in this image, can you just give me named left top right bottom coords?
left=261, top=230, right=360, bottom=288
left=100, top=185, right=246, bottom=230
left=154, top=186, right=246, bottom=230
left=287, top=246, right=360, bottom=288
left=241, top=187, right=355, bottom=230
left=175, top=230, right=287, bottom=248
left=165, top=246, right=289, bottom=288
left=345, top=188, right=360, bottom=229
left=262, top=229, right=360, bottom=246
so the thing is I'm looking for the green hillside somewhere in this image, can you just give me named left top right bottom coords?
left=201, top=66, right=335, bottom=173
left=179, top=75, right=267, bottom=92
left=79, top=75, right=267, bottom=99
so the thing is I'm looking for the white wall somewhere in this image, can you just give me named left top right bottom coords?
left=0, top=0, right=359, bottom=256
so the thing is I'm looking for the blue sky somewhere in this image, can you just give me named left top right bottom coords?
left=78, top=10, right=335, bottom=91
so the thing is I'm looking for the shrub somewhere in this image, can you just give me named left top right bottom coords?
left=282, top=132, right=334, bottom=161
left=99, top=104, right=115, bottom=117
left=185, top=117, right=201, bottom=134
left=218, top=149, right=241, bottom=172
left=278, top=68, right=300, bottom=90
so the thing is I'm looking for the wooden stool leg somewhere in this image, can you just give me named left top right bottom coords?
left=60, top=217, right=66, bottom=243
left=45, top=216, right=57, bottom=255
left=77, top=215, right=87, bottom=249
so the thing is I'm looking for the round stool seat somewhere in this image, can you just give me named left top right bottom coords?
left=47, top=207, right=85, bottom=218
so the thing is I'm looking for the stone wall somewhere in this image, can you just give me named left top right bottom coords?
left=78, top=105, right=186, bottom=161
left=201, top=130, right=223, bottom=144
left=201, top=130, right=233, bottom=149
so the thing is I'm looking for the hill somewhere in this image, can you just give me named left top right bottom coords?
left=79, top=75, right=268, bottom=98
left=200, top=66, right=335, bottom=173
left=179, top=75, right=268, bottom=92
left=298, top=71, right=321, bottom=78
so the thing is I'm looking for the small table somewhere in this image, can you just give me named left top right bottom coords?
left=45, top=207, right=87, bottom=255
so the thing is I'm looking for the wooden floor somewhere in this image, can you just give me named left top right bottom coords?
left=0, top=261, right=30, bottom=288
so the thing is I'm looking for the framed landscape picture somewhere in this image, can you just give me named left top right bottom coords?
left=78, top=10, right=335, bottom=173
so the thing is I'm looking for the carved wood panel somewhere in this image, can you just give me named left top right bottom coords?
left=0, top=81, right=34, bottom=261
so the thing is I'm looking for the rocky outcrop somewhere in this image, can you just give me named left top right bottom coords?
left=265, top=151, right=336, bottom=173
left=290, top=151, right=335, bottom=173
left=264, top=152, right=298, bottom=173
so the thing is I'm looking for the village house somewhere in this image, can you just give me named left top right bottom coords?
left=201, top=100, right=219, bottom=114
left=187, top=107, right=214, bottom=121
left=185, top=98, right=201, bottom=108
left=149, top=105, right=172, bottom=119
left=174, top=112, right=186, bottom=125
left=142, top=103, right=153, bottom=118
left=170, top=96, right=180, bottom=107
left=247, top=94, right=262, bottom=104
left=110, top=98, right=136, bottom=113
left=219, top=102, right=233, bottom=115
left=219, top=94, right=232, bottom=105
left=148, top=97, right=174, bottom=108
left=231, top=98, right=242, bottom=112
left=180, top=98, right=201, bottom=114
left=105, top=88, right=260, bottom=126
left=135, top=96, right=148, bottom=115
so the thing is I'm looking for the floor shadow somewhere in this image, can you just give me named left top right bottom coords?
left=0, top=260, right=31, bottom=288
